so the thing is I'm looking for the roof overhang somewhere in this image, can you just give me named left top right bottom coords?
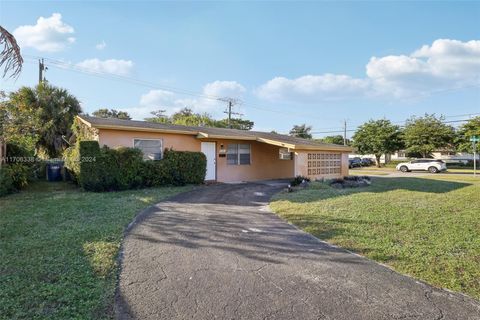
left=78, top=116, right=352, bottom=152
left=77, top=116, right=196, bottom=135
left=197, top=133, right=352, bottom=152
left=196, top=132, right=257, bottom=141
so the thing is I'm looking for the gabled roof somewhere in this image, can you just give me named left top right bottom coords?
left=77, top=115, right=352, bottom=151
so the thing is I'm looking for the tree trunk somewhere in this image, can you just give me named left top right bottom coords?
left=375, top=155, right=381, bottom=168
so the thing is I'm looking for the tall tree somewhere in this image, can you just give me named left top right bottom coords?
left=403, top=114, right=454, bottom=158
left=144, top=107, right=254, bottom=130
left=144, top=109, right=170, bottom=123
left=289, top=124, right=312, bottom=139
left=215, top=118, right=254, bottom=130
left=1, top=83, right=81, bottom=158
left=317, top=135, right=349, bottom=145
left=170, top=108, right=215, bottom=126
left=455, top=116, right=480, bottom=153
left=352, top=119, right=403, bottom=167
left=92, top=108, right=131, bottom=120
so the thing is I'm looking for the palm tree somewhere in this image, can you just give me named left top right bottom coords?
left=0, top=25, right=23, bottom=78
left=289, top=124, right=313, bottom=139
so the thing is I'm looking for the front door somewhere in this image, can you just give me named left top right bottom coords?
left=201, top=142, right=216, bottom=180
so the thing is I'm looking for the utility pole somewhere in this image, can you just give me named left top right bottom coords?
left=343, top=119, right=347, bottom=146
left=219, top=98, right=243, bottom=128
left=227, top=100, right=232, bottom=127
left=38, top=59, right=47, bottom=84
left=471, top=135, right=479, bottom=177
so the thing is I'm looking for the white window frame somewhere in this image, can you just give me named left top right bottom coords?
left=226, top=143, right=251, bottom=166
left=133, top=138, right=163, bottom=160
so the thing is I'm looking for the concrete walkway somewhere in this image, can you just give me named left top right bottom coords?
left=115, top=183, right=480, bottom=320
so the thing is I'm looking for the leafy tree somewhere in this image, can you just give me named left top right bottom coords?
left=92, top=108, right=131, bottom=120
left=170, top=108, right=215, bottom=126
left=403, top=114, right=455, bottom=158
left=455, top=116, right=480, bottom=153
left=289, top=124, right=312, bottom=139
left=144, top=109, right=169, bottom=123
left=144, top=107, right=254, bottom=130
left=317, top=135, right=349, bottom=146
left=352, top=119, right=403, bottom=167
left=215, top=118, right=254, bottom=130
left=1, top=83, right=81, bottom=158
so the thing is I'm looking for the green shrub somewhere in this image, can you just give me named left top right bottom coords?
left=0, top=166, right=15, bottom=196
left=8, top=163, right=30, bottom=189
left=290, top=175, right=310, bottom=187
left=70, top=141, right=206, bottom=192
left=0, top=163, right=30, bottom=196
left=6, top=143, right=34, bottom=159
left=77, top=141, right=104, bottom=191
left=64, top=145, right=80, bottom=180
left=33, top=160, right=47, bottom=180
left=140, top=160, right=170, bottom=187
left=112, top=147, right=145, bottom=189
left=163, top=149, right=207, bottom=185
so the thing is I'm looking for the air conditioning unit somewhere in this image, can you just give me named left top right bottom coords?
left=279, top=148, right=292, bottom=160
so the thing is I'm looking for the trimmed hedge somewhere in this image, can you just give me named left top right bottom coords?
left=67, top=141, right=206, bottom=192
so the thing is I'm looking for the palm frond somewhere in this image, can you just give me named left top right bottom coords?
left=0, top=25, right=23, bottom=79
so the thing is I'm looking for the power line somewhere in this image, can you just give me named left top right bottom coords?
left=20, top=55, right=352, bottom=122
left=20, top=55, right=480, bottom=126
left=311, top=113, right=480, bottom=134
left=311, top=118, right=478, bottom=135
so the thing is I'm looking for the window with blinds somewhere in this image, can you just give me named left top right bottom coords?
left=227, top=144, right=251, bottom=165
left=307, top=153, right=341, bottom=175
left=133, top=139, right=163, bottom=160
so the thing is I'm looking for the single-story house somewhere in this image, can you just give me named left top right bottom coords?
left=77, top=116, right=352, bottom=183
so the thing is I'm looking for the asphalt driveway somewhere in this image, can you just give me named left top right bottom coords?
left=115, top=183, right=480, bottom=320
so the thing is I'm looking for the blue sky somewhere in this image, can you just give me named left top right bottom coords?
left=1, top=1, right=479, bottom=137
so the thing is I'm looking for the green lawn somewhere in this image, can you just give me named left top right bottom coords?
left=270, top=175, right=480, bottom=300
left=0, top=181, right=191, bottom=319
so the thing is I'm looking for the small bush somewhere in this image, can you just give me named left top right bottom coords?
left=330, top=176, right=371, bottom=189
left=290, top=175, right=310, bottom=187
left=0, top=166, right=15, bottom=196
left=0, top=163, right=30, bottom=196
left=344, top=175, right=371, bottom=182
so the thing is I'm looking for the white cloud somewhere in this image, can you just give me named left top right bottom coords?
left=257, top=74, right=370, bottom=102
left=133, top=80, right=246, bottom=120
left=139, top=89, right=175, bottom=107
left=95, top=41, right=107, bottom=50
left=203, top=80, right=246, bottom=99
left=257, top=39, right=480, bottom=102
left=76, top=58, right=133, bottom=75
left=13, top=13, right=75, bottom=52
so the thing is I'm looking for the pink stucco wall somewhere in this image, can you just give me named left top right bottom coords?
left=96, top=128, right=350, bottom=182
left=96, top=129, right=296, bottom=182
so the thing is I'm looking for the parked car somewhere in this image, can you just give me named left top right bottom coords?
left=349, top=158, right=362, bottom=168
left=361, top=158, right=374, bottom=166
left=396, top=159, right=447, bottom=173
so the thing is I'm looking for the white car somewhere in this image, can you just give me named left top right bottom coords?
left=396, top=159, right=447, bottom=173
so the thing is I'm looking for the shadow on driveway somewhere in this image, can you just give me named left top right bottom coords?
left=115, top=183, right=480, bottom=320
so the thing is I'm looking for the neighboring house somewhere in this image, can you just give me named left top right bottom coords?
left=77, top=116, right=352, bottom=183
